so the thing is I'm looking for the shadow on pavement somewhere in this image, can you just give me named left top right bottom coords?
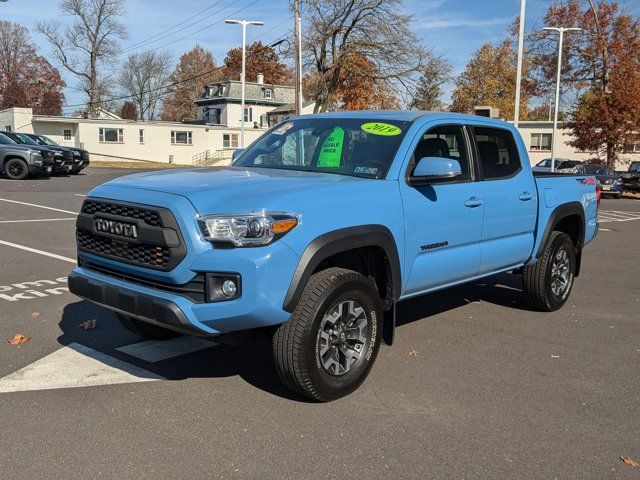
left=57, top=272, right=527, bottom=401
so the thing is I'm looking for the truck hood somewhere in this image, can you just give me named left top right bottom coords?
left=96, top=166, right=368, bottom=214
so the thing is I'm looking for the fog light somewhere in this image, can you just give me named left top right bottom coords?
left=221, top=279, right=237, bottom=297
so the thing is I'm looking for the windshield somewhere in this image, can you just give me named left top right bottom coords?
left=233, top=118, right=411, bottom=179
left=630, top=162, right=640, bottom=173
left=4, top=132, right=38, bottom=145
left=582, top=165, right=611, bottom=175
left=0, top=133, right=17, bottom=145
left=36, top=135, right=59, bottom=146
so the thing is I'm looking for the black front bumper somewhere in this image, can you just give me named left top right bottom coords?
left=68, top=271, right=207, bottom=336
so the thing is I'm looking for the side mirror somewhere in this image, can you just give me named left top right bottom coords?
left=409, top=157, right=461, bottom=185
left=231, top=148, right=245, bottom=161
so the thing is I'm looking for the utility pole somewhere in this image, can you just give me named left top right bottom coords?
left=514, top=0, right=526, bottom=128
left=293, top=0, right=303, bottom=116
left=225, top=19, right=263, bottom=148
left=543, top=26, right=581, bottom=172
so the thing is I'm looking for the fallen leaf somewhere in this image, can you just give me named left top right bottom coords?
left=408, top=350, right=421, bottom=357
left=31, top=312, right=41, bottom=318
left=620, top=456, right=640, bottom=468
left=79, top=319, right=97, bottom=330
left=8, top=334, right=29, bottom=345
left=549, top=354, right=560, bottom=359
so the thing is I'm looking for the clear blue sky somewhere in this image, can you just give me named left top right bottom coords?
left=2, top=0, right=639, bottom=110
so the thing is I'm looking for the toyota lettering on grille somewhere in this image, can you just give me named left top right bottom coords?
left=94, top=218, right=139, bottom=239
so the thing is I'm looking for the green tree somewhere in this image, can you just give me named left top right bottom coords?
left=409, top=56, right=453, bottom=111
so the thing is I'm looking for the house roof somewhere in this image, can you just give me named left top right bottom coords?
left=196, top=79, right=296, bottom=105
left=267, top=100, right=315, bottom=114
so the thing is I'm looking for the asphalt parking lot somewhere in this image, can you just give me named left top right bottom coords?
left=0, top=167, right=639, bottom=480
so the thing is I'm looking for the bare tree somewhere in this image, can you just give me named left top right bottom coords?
left=117, top=50, right=172, bottom=120
left=37, top=0, right=127, bottom=117
left=303, top=0, right=430, bottom=112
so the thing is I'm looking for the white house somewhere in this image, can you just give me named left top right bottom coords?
left=0, top=75, right=315, bottom=166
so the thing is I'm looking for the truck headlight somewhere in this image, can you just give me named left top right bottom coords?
left=199, top=213, right=298, bottom=247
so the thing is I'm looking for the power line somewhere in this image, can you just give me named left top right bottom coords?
left=133, top=0, right=260, bottom=56
left=62, top=33, right=292, bottom=110
left=121, top=0, right=227, bottom=53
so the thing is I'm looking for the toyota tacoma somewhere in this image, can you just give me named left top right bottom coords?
left=69, top=112, right=599, bottom=401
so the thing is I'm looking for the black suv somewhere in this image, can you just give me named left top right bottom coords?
left=1, top=131, right=72, bottom=175
left=0, top=132, right=53, bottom=179
left=622, top=161, right=640, bottom=193
left=25, top=133, right=90, bottom=174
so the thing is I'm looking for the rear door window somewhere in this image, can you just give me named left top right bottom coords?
left=473, top=127, right=522, bottom=180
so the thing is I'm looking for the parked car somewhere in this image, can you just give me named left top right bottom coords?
left=571, top=164, right=623, bottom=198
left=24, top=133, right=90, bottom=174
left=0, top=132, right=53, bottom=179
left=1, top=131, right=71, bottom=175
left=621, top=161, right=640, bottom=193
left=68, top=112, right=599, bottom=401
left=532, top=158, right=582, bottom=173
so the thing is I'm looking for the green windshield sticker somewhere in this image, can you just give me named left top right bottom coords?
left=317, top=126, right=345, bottom=167
left=361, top=122, right=402, bottom=136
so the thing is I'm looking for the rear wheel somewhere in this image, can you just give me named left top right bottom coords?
left=273, top=267, right=383, bottom=402
left=115, top=313, right=180, bottom=340
left=523, top=231, right=576, bottom=311
left=4, top=158, right=29, bottom=180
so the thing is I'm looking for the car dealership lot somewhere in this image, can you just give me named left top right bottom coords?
left=0, top=168, right=639, bottom=480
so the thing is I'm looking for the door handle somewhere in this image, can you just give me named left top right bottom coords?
left=464, top=197, right=484, bottom=208
left=519, top=192, right=535, bottom=201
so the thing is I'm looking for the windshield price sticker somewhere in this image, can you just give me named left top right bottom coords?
left=361, top=122, right=402, bottom=136
left=317, top=126, right=345, bottom=167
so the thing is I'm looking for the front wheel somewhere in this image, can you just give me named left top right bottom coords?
left=4, top=158, right=29, bottom=180
left=273, top=268, right=383, bottom=402
left=523, top=231, right=576, bottom=311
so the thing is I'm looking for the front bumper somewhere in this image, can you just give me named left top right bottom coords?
left=69, top=239, right=299, bottom=337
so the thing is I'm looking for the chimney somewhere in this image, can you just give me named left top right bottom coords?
left=257, top=73, right=264, bottom=84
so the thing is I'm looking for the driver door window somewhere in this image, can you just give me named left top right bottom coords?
left=411, top=125, right=472, bottom=181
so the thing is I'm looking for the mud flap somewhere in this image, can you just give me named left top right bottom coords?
left=382, top=301, right=396, bottom=346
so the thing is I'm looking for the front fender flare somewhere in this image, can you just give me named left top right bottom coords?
left=282, top=225, right=401, bottom=313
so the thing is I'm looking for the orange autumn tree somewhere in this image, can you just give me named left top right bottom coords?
left=531, top=1, right=640, bottom=166
left=335, top=54, right=397, bottom=110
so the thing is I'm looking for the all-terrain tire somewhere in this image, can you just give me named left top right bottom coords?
left=4, top=158, right=29, bottom=180
left=273, top=267, right=383, bottom=402
left=116, top=313, right=180, bottom=340
left=523, top=231, right=576, bottom=312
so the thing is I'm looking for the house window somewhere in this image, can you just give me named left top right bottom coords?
left=223, top=133, right=239, bottom=149
left=171, top=130, right=192, bottom=145
left=260, top=115, right=268, bottom=128
left=63, top=129, right=72, bottom=141
left=139, top=129, right=145, bottom=143
left=624, top=143, right=640, bottom=153
left=243, top=107, right=253, bottom=123
left=264, top=89, right=273, bottom=99
left=530, top=133, right=552, bottom=151
left=99, top=128, right=123, bottom=143
left=4, top=125, right=11, bottom=131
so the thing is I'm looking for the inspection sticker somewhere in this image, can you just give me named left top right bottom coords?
left=272, top=122, right=294, bottom=135
left=361, top=122, right=402, bottom=136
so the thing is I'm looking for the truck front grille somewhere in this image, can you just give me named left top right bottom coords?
left=76, top=199, right=185, bottom=271
left=77, top=230, right=171, bottom=268
left=82, top=201, right=162, bottom=227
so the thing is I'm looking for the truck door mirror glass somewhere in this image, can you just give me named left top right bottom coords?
left=410, top=157, right=461, bottom=185
left=232, top=148, right=245, bottom=161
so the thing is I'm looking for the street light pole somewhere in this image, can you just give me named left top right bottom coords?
left=543, top=26, right=581, bottom=172
left=225, top=19, right=263, bottom=148
left=293, top=0, right=303, bottom=116
left=514, top=0, right=526, bottom=128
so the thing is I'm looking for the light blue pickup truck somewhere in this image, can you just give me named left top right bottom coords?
left=69, top=112, right=599, bottom=401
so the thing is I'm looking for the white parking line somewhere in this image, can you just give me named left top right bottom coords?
left=0, top=197, right=77, bottom=215
left=0, top=239, right=76, bottom=264
left=73, top=194, right=87, bottom=197
left=0, top=343, right=163, bottom=394
left=117, top=337, right=217, bottom=363
left=0, top=218, right=76, bottom=224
